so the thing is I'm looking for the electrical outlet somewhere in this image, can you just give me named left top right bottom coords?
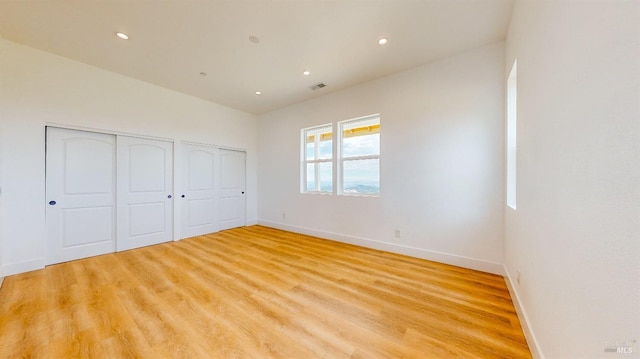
left=394, top=229, right=401, bottom=238
left=516, top=270, right=521, bottom=285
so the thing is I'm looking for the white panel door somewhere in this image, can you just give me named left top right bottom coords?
left=181, top=144, right=218, bottom=238
left=117, top=136, right=173, bottom=251
left=46, top=127, right=116, bottom=264
left=218, top=149, right=246, bottom=230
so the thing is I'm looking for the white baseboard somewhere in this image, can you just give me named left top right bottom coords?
left=3, top=259, right=45, bottom=276
left=257, top=220, right=504, bottom=275
left=246, top=219, right=258, bottom=226
left=503, top=264, right=544, bottom=359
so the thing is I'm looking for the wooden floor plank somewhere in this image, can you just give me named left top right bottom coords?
left=0, top=225, right=531, bottom=358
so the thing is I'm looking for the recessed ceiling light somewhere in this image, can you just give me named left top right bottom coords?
left=303, top=70, right=311, bottom=76
left=378, top=37, right=388, bottom=45
left=255, top=91, right=262, bottom=95
left=116, top=32, right=129, bottom=40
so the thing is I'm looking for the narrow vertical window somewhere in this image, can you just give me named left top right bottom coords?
left=506, top=60, right=517, bottom=209
left=338, top=115, right=380, bottom=195
left=301, top=124, right=333, bottom=193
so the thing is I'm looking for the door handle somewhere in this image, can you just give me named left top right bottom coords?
left=167, top=195, right=172, bottom=199
left=241, top=192, right=245, bottom=194
left=181, top=195, right=185, bottom=198
left=49, top=200, right=57, bottom=206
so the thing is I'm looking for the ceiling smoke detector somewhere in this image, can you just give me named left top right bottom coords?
left=310, top=83, right=326, bottom=91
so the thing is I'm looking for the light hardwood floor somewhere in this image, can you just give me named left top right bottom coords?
left=0, top=225, right=531, bottom=358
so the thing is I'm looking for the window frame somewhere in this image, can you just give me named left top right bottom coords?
left=337, top=114, right=381, bottom=197
left=301, top=123, right=334, bottom=194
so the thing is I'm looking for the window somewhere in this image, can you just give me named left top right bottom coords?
left=302, top=124, right=333, bottom=193
left=506, top=60, right=517, bottom=209
left=301, top=115, right=380, bottom=196
left=339, top=115, right=380, bottom=195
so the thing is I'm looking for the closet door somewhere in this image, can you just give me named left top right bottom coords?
left=181, top=143, right=218, bottom=238
left=218, top=149, right=246, bottom=230
left=117, top=136, right=174, bottom=251
left=46, top=127, right=116, bottom=264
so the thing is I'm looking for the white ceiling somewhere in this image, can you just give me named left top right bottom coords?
left=0, top=0, right=513, bottom=115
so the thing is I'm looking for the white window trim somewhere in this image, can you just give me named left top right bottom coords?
left=338, top=114, right=381, bottom=197
left=301, top=124, right=333, bottom=194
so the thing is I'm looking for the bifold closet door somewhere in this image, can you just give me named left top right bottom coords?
left=218, top=149, right=246, bottom=230
left=117, top=136, right=174, bottom=251
left=46, top=127, right=116, bottom=264
left=181, top=144, right=218, bottom=238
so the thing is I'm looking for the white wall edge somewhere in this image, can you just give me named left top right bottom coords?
left=257, top=220, right=505, bottom=275
left=246, top=219, right=258, bottom=226
left=3, top=259, right=45, bottom=277
left=503, top=264, right=544, bottom=359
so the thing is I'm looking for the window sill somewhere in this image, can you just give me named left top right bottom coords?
left=301, top=191, right=333, bottom=196
left=339, top=193, right=380, bottom=198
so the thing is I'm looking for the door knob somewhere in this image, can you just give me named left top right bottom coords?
left=241, top=192, right=245, bottom=194
left=49, top=200, right=56, bottom=206
left=167, top=195, right=172, bottom=199
left=181, top=195, right=185, bottom=198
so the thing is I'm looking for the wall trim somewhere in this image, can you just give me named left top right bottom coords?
left=3, top=259, right=45, bottom=277
left=257, top=220, right=504, bottom=275
left=45, top=123, right=176, bottom=143
left=181, top=140, right=247, bottom=153
left=503, top=264, right=544, bottom=359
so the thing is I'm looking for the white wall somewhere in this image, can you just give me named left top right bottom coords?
left=0, top=39, right=258, bottom=276
left=258, top=43, right=506, bottom=273
left=504, top=1, right=640, bottom=358
left=0, top=96, right=4, bottom=284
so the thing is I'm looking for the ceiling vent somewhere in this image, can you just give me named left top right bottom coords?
left=310, top=83, right=326, bottom=91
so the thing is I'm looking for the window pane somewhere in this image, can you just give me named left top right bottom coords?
left=318, top=162, right=333, bottom=192
left=306, top=162, right=332, bottom=192
left=342, top=133, right=379, bottom=157
left=306, top=141, right=315, bottom=161
left=343, top=159, right=379, bottom=194
left=306, top=163, right=315, bottom=191
left=302, top=124, right=334, bottom=194
left=318, top=139, right=332, bottom=160
left=304, top=128, right=332, bottom=161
